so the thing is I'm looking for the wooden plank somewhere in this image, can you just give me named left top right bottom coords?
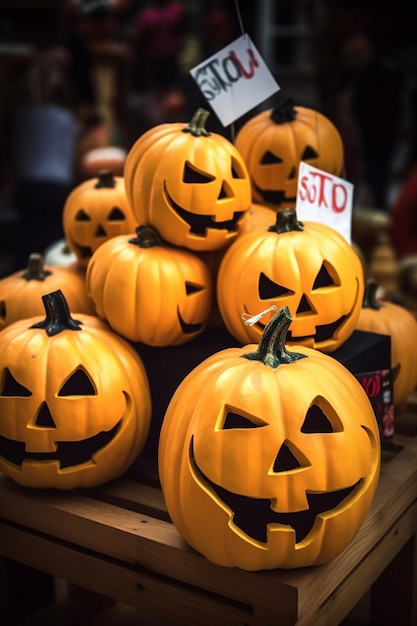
left=296, top=502, right=417, bottom=625
left=0, top=524, right=289, bottom=626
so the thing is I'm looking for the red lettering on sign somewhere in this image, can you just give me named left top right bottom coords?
left=229, top=49, right=259, bottom=79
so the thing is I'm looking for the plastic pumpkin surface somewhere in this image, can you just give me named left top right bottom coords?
left=0, top=290, right=151, bottom=489
left=159, top=307, right=380, bottom=570
left=124, top=108, right=252, bottom=252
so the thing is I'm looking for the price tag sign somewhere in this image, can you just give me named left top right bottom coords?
left=296, top=162, right=354, bottom=243
left=189, top=34, right=280, bottom=127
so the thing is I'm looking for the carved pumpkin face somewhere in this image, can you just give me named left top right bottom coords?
left=86, top=226, right=213, bottom=346
left=124, top=109, right=251, bottom=251
left=217, top=209, right=364, bottom=353
left=159, top=308, right=380, bottom=570
left=62, top=170, right=137, bottom=267
left=235, top=97, right=345, bottom=211
left=0, top=290, right=151, bottom=489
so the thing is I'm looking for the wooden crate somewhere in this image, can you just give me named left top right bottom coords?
left=0, top=392, right=416, bottom=626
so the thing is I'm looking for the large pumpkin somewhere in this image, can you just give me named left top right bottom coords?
left=0, top=252, right=95, bottom=331
left=355, top=279, right=417, bottom=406
left=86, top=225, right=213, bottom=346
left=124, top=108, right=252, bottom=251
left=62, top=169, right=137, bottom=267
left=235, top=96, right=345, bottom=211
left=0, top=290, right=152, bottom=489
left=159, top=307, right=380, bottom=570
left=217, top=208, right=365, bottom=352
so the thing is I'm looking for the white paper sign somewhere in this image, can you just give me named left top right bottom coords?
left=296, top=162, right=354, bottom=243
left=189, top=34, right=280, bottom=127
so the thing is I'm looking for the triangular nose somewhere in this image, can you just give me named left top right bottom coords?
left=296, top=294, right=314, bottom=314
left=35, top=402, right=56, bottom=428
left=273, top=443, right=301, bottom=472
left=218, top=180, right=234, bottom=200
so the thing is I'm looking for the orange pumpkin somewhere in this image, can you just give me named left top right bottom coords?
left=0, top=253, right=95, bottom=331
left=62, top=169, right=137, bottom=267
left=235, top=96, right=345, bottom=211
left=217, top=208, right=365, bottom=352
left=86, top=225, right=213, bottom=346
left=124, top=108, right=252, bottom=251
left=0, top=289, right=151, bottom=489
left=355, top=279, right=417, bottom=405
left=159, top=306, right=380, bottom=570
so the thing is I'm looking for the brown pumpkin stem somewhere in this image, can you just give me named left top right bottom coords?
left=268, top=208, right=304, bottom=234
left=30, top=289, right=82, bottom=336
left=244, top=306, right=306, bottom=368
left=128, top=225, right=164, bottom=248
left=94, top=169, right=116, bottom=189
left=270, top=95, right=297, bottom=124
left=182, top=108, right=211, bottom=137
left=21, top=253, right=52, bottom=281
left=362, top=278, right=382, bottom=310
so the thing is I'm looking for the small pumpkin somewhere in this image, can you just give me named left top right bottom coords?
left=355, top=279, right=417, bottom=406
left=217, top=208, right=365, bottom=352
left=235, top=95, right=345, bottom=211
left=159, top=306, right=380, bottom=570
left=0, top=252, right=95, bottom=331
left=124, top=108, right=252, bottom=252
left=62, top=169, right=137, bottom=267
left=86, top=225, right=213, bottom=346
left=0, top=289, right=152, bottom=489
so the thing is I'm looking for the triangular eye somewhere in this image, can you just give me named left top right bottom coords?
left=183, top=161, right=214, bottom=184
left=231, top=157, right=246, bottom=179
left=58, top=368, right=97, bottom=396
left=313, top=263, right=338, bottom=289
left=301, top=404, right=335, bottom=433
left=1, top=368, right=32, bottom=397
left=75, top=208, right=91, bottom=221
left=223, top=410, right=266, bottom=429
left=108, top=207, right=126, bottom=221
left=259, top=272, right=294, bottom=299
left=260, top=150, right=283, bottom=164
left=301, top=146, right=319, bottom=160
left=185, top=282, right=204, bottom=295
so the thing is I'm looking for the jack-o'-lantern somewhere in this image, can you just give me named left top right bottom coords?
left=0, top=290, right=151, bottom=489
left=62, top=169, right=137, bottom=267
left=235, top=95, right=345, bottom=211
left=0, top=253, right=95, bottom=331
left=355, top=279, right=417, bottom=406
left=217, top=208, right=365, bottom=352
left=124, top=108, right=251, bottom=251
left=159, top=306, right=380, bottom=570
left=86, top=225, right=213, bottom=346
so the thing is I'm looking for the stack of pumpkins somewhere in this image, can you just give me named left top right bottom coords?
left=1, top=97, right=416, bottom=572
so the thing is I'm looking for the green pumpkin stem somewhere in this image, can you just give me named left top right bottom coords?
left=244, top=306, right=306, bottom=368
left=268, top=208, right=304, bottom=233
left=362, top=278, right=382, bottom=310
left=270, top=95, right=297, bottom=124
left=128, top=225, right=164, bottom=248
left=182, top=108, right=211, bottom=137
left=94, top=169, right=116, bottom=189
left=30, top=289, right=82, bottom=336
left=21, top=253, right=52, bottom=281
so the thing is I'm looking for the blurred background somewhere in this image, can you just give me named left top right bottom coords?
left=1, top=0, right=416, bottom=297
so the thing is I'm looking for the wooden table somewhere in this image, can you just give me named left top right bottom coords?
left=1, top=392, right=416, bottom=626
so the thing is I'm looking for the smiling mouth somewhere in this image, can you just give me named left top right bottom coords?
left=190, top=437, right=360, bottom=543
left=247, top=310, right=348, bottom=344
left=177, top=308, right=205, bottom=335
left=253, top=182, right=296, bottom=207
left=163, top=182, right=246, bottom=236
left=0, top=420, right=121, bottom=469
